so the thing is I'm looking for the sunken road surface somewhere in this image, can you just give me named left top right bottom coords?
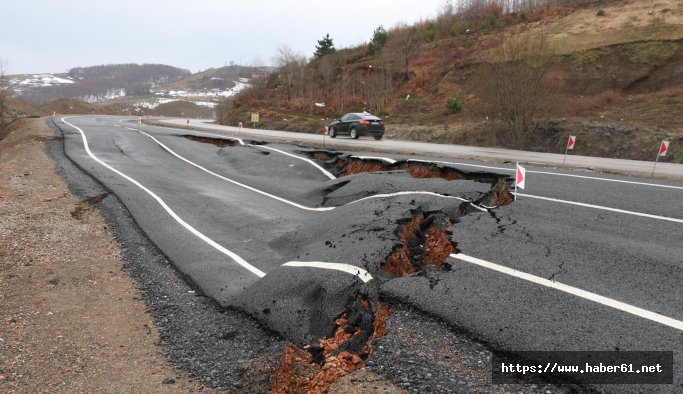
left=52, top=116, right=683, bottom=393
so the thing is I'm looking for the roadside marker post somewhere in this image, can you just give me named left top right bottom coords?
left=323, top=125, right=328, bottom=146
left=238, top=121, right=243, bottom=132
left=562, top=135, right=576, bottom=167
left=651, top=140, right=670, bottom=176
left=515, top=162, right=526, bottom=201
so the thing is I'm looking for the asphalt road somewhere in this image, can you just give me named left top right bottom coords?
left=55, top=115, right=682, bottom=392
left=158, top=117, right=683, bottom=180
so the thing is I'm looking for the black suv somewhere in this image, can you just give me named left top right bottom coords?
left=328, top=112, right=384, bottom=140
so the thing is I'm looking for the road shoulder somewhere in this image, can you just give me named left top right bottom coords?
left=0, top=118, right=206, bottom=392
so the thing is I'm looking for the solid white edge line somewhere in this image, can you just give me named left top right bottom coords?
left=282, top=261, right=373, bottom=283
left=528, top=170, right=683, bottom=190
left=408, top=159, right=683, bottom=190
left=352, top=155, right=397, bottom=164
left=255, top=145, right=337, bottom=180
left=408, top=158, right=511, bottom=172
left=140, top=131, right=486, bottom=212
left=138, top=131, right=336, bottom=212
left=149, top=120, right=682, bottom=190
left=451, top=253, right=683, bottom=331
left=339, top=191, right=488, bottom=212
left=178, top=129, right=338, bottom=180
left=514, top=192, right=683, bottom=224
left=61, top=117, right=266, bottom=278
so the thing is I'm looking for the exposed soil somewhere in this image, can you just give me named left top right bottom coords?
left=185, top=134, right=236, bottom=147
left=382, top=211, right=457, bottom=277
left=0, top=119, right=209, bottom=393
left=338, top=157, right=474, bottom=182
left=303, top=152, right=511, bottom=186
left=272, top=303, right=393, bottom=394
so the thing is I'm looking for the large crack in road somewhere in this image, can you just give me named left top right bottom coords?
left=51, top=118, right=626, bottom=393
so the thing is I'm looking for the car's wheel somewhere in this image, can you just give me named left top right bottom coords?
left=328, top=127, right=336, bottom=138
left=350, top=128, right=359, bottom=139
left=374, top=134, right=383, bottom=140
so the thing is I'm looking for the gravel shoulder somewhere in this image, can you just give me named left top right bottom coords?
left=0, top=118, right=207, bottom=393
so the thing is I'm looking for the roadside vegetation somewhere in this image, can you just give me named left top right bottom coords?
left=0, top=58, right=14, bottom=136
left=218, top=0, right=683, bottom=162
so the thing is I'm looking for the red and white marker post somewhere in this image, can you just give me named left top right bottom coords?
left=562, top=135, right=576, bottom=167
left=238, top=121, right=243, bottom=132
left=651, top=140, right=670, bottom=176
left=323, top=126, right=328, bottom=146
left=515, top=162, right=526, bottom=200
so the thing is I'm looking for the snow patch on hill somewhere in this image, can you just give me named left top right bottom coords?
left=134, top=98, right=218, bottom=109
left=80, top=89, right=127, bottom=103
left=152, top=78, right=250, bottom=99
left=10, top=74, right=75, bottom=91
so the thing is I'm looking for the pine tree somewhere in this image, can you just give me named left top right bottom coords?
left=368, top=26, right=389, bottom=54
left=313, top=34, right=336, bottom=59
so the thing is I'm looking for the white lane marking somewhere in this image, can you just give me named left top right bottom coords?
left=451, top=253, right=683, bottom=331
left=139, top=131, right=336, bottom=212
left=352, top=155, right=397, bottom=164
left=174, top=129, right=337, bottom=180
left=408, top=158, right=510, bottom=172
left=257, top=145, right=336, bottom=180
left=514, top=193, right=683, bottom=224
left=282, top=261, right=373, bottom=283
left=528, top=170, right=683, bottom=190
left=139, top=130, right=486, bottom=212
left=150, top=120, right=682, bottom=189
left=114, top=124, right=122, bottom=128
left=408, top=159, right=683, bottom=190
left=61, top=117, right=267, bottom=278
left=347, top=191, right=488, bottom=212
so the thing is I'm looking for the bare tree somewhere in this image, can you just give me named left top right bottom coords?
left=248, top=57, right=271, bottom=100
left=272, top=44, right=307, bottom=102
left=485, top=31, right=551, bottom=148
left=318, top=56, right=336, bottom=97
left=386, top=26, right=419, bottom=81
left=0, top=58, right=12, bottom=130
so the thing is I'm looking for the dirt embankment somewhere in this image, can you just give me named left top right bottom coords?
left=0, top=119, right=208, bottom=393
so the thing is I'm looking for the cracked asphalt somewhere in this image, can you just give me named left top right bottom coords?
left=51, top=116, right=682, bottom=393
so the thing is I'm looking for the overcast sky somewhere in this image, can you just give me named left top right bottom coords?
left=0, top=0, right=445, bottom=75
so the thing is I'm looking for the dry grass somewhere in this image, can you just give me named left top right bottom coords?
left=540, top=0, right=683, bottom=55
left=560, top=89, right=624, bottom=115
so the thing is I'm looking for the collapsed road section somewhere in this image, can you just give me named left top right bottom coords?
left=52, top=116, right=594, bottom=393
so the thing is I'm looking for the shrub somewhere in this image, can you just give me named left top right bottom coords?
left=674, top=149, right=683, bottom=164
left=626, top=42, right=678, bottom=65
left=446, top=96, right=465, bottom=113
left=368, top=26, right=389, bottom=54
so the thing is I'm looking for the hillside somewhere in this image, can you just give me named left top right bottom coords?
left=6, top=63, right=261, bottom=118
left=220, top=0, right=683, bottom=163
left=10, top=64, right=191, bottom=103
